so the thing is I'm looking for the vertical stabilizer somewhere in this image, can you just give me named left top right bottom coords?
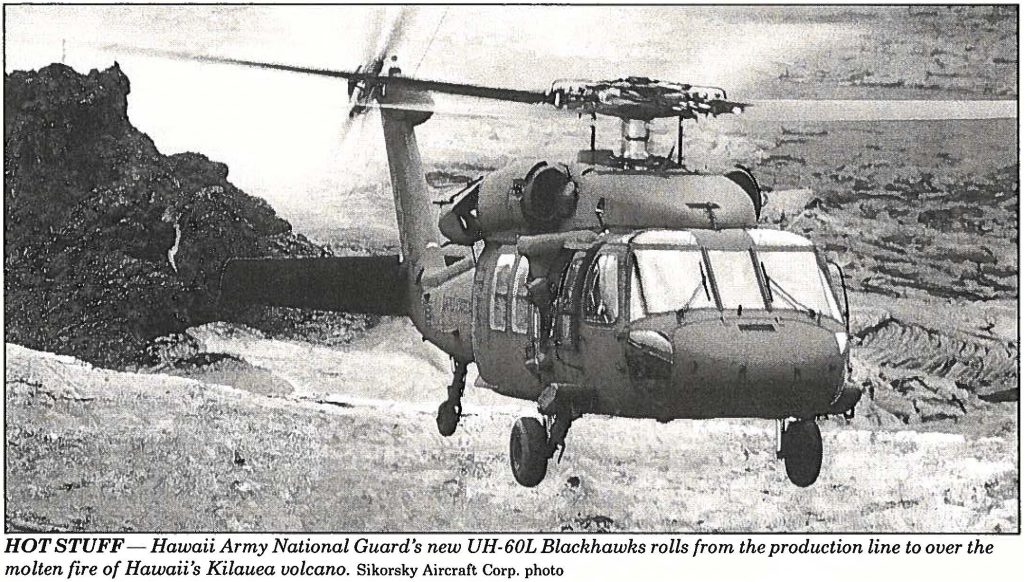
left=379, top=90, right=441, bottom=270
left=378, top=86, right=443, bottom=331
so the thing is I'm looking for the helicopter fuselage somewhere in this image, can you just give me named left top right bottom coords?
left=372, top=89, right=858, bottom=427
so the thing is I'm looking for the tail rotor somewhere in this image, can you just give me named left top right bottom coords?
left=339, top=6, right=413, bottom=151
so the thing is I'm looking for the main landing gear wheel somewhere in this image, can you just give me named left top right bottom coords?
left=781, top=419, right=823, bottom=487
left=509, top=417, right=549, bottom=487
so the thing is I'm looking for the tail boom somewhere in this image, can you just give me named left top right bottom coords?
left=220, top=255, right=406, bottom=314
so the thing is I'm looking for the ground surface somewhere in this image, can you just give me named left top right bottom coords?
left=5, top=289, right=1019, bottom=532
left=5, top=329, right=1017, bottom=533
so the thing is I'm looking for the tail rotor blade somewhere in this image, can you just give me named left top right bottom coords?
left=339, top=109, right=376, bottom=155
left=376, top=6, right=415, bottom=61
left=361, top=8, right=387, bottom=64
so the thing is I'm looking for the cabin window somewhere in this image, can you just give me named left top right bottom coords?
left=583, top=253, right=619, bottom=324
left=490, top=253, right=515, bottom=330
left=510, top=256, right=532, bottom=334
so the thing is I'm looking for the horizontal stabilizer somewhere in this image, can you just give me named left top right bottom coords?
left=221, top=256, right=406, bottom=315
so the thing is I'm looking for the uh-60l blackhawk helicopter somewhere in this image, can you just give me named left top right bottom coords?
left=142, top=47, right=867, bottom=488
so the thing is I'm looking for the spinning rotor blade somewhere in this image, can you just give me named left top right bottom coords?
left=106, top=45, right=549, bottom=105
left=364, top=99, right=558, bottom=119
left=745, top=99, right=1017, bottom=122
left=385, top=78, right=547, bottom=105
left=111, top=45, right=1011, bottom=124
left=104, top=45, right=359, bottom=80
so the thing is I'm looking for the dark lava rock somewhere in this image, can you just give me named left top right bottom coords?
left=4, top=63, right=326, bottom=368
left=855, top=315, right=1018, bottom=400
left=854, top=364, right=991, bottom=426
left=889, top=375, right=970, bottom=422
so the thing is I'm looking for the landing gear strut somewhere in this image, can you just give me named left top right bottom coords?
left=777, top=418, right=823, bottom=487
left=436, top=359, right=468, bottom=437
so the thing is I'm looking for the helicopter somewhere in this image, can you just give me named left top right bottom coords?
left=122, top=34, right=1009, bottom=489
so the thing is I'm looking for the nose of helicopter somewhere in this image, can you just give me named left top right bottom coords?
left=670, top=317, right=847, bottom=419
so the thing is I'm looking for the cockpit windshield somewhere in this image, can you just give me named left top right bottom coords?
left=706, top=250, right=764, bottom=310
left=758, top=251, right=842, bottom=320
left=629, top=245, right=843, bottom=322
left=631, top=249, right=713, bottom=319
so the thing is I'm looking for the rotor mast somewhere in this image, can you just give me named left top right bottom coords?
left=619, top=119, right=651, bottom=163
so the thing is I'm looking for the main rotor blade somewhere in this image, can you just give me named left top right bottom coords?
left=365, top=100, right=561, bottom=119
left=745, top=99, right=1017, bottom=122
left=105, top=45, right=359, bottom=79
left=105, top=45, right=550, bottom=105
left=386, top=77, right=548, bottom=105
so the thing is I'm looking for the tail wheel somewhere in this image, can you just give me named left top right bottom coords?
left=782, top=420, right=823, bottom=487
left=509, top=417, right=549, bottom=487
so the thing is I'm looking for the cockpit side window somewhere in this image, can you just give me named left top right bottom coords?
left=630, top=260, right=646, bottom=322
left=556, top=252, right=587, bottom=346
left=583, top=253, right=619, bottom=324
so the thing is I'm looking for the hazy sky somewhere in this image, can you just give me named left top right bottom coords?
left=4, top=5, right=857, bottom=236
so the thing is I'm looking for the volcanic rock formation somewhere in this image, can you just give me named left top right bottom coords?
left=4, top=63, right=327, bottom=368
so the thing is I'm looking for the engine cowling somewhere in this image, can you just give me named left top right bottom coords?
left=521, top=162, right=578, bottom=226
left=436, top=160, right=764, bottom=245
left=438, top=160, right=578, bottom=244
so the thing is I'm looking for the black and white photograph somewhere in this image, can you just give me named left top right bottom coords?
left=3, top=3, right=1019, bottom=538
